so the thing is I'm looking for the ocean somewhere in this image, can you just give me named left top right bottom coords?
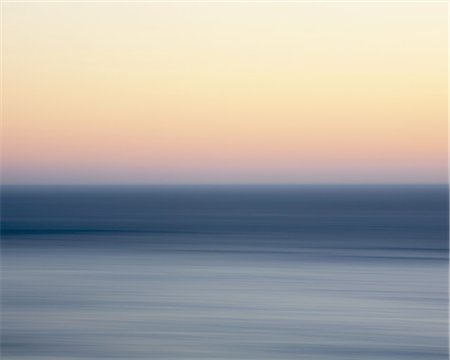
left=1, top=185, right=448, bottom=359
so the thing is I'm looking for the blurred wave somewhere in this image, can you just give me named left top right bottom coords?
left=1, top=185, right=448, bottom=359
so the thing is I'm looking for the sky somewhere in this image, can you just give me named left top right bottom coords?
left=2, top=2, right=448, bottom=184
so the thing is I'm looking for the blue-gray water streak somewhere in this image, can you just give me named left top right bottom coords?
left=1, top=185, right=448, bottom=359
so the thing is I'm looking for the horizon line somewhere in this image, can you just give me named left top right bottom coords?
left=1, top=183, right=448, bottom=187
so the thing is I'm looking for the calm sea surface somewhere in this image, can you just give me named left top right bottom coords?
left=1, top=185, right=448, bottom=359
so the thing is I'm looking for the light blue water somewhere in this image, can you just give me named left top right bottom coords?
left=1, top=185, right=448, bottom=359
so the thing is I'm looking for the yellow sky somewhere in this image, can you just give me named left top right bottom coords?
left=3, top=2, right=448, bottom=184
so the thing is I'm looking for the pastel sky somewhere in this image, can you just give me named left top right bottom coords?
left=3, top=2, right=448, bottom=184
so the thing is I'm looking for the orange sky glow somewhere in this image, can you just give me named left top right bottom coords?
left=2, top=2, right=448, bottom=184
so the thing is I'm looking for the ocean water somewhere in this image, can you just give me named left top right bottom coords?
left=1, top=185, right=448, bottom=359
